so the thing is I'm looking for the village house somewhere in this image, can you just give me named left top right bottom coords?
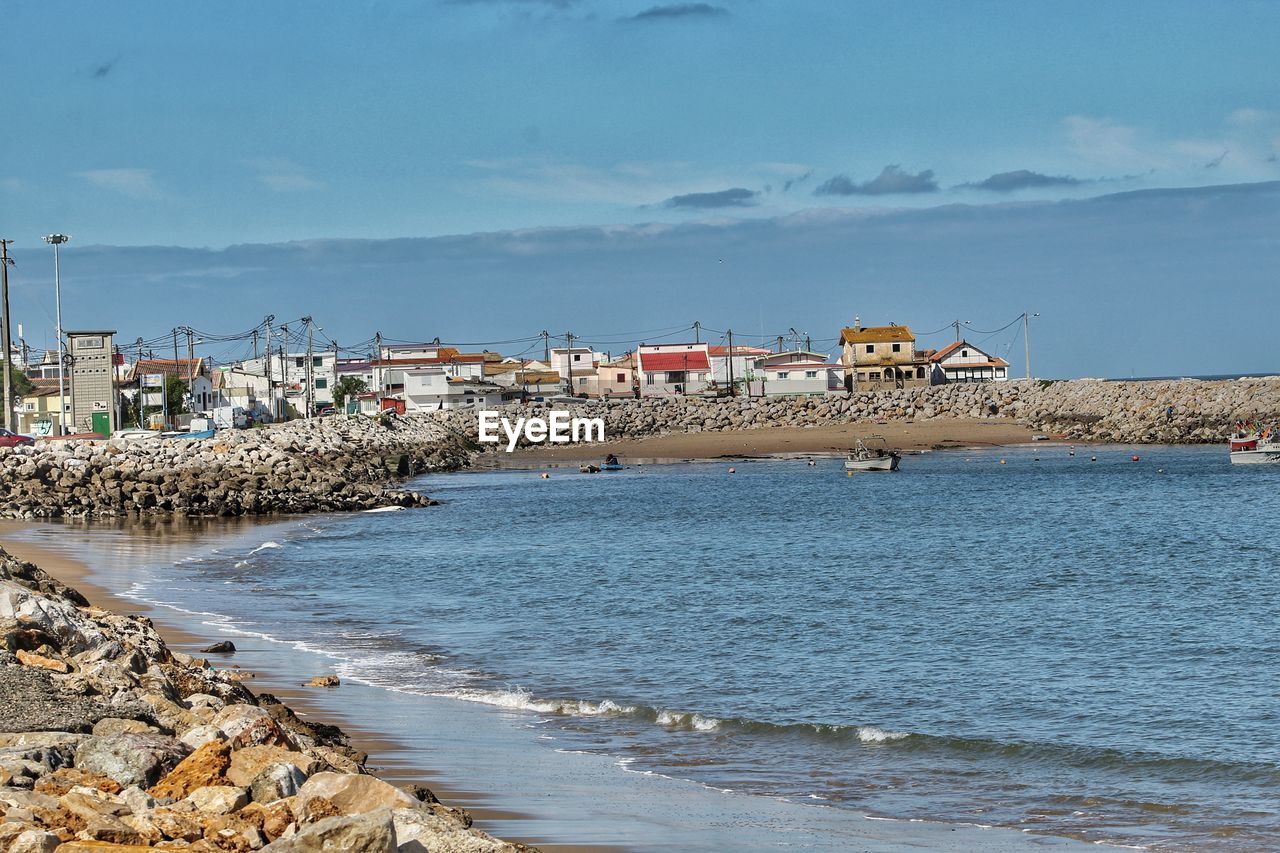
left=123, top=357, right=214, bottom=422
left=636, top=343, right=711, bottom=397
left=401, top=368, right=522, bottom=411
left=753, top=350, right=842, bottom=396
left=709, top=344, right=771, bottom=388
left=16, top=384, right=68, bottom=436
left=839, top=322, right=932, bottom=391
left=931, top=340, right=1010, bottom=383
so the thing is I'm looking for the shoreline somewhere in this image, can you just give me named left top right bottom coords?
left=500, top=418, right=1041, bottom=465
left=0, top=519, right=601, bottom=853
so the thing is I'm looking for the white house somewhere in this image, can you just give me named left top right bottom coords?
left=548, top=347, right=602, bottom=383
left=636, top=343, right=711, bottom=397
left=757, top=360, right=841, bottom=396
left=931, top=340, right=1010, bottom=383
left=402, top=368, right=522, bottom=411
left=708, top=345, right=771, bottom=386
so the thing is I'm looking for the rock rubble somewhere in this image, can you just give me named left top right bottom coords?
left=0, top=547, right=528, bottom=851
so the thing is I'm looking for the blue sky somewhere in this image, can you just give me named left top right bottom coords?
left=2, top=1, right=1279, bottom=376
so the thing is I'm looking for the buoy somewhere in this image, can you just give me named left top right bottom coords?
left=1131, top=455, right=1140, bottom=462
left=807, top=460, right=816, bottom=466
left=540, top=472, right=550, bottom=479
left=999, top=459, right=1006, bottom=465
left=1091, top=456, right=1097, bottom=462
left=1034, top=457, right=1040, bottom=462
left=728, top=467, right=736, bottom=474
left=846, top=470, right=853, bottom=477
left=1158, top=468, right=1164, bottom=473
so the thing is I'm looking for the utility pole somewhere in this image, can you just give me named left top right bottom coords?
left=281, top=323, right=290, bottom=419
left=332, top=340, right=339, bottom=412
left=693, top=321, right=700, bottom=344
left=264, top=316, right=275, bottom=419
left=304, top=316, right=314, bottom=419
left=564, top=331, right=574, bottom=395
left=1023, top=312, right=1038, bottom=380
left=954, top=319, right=962, bottom=342
left=727, top=327, right=737, bottom=394
left=541, top=330, right=549, bottom=364
left=776, top=335, right=784, bottom=353
left=0, top=240, right=13, bottom=432
left=135, top=339, right=145, bottom=427
left=252, top=329, right=259, bottom=361
left=374, top=332, right=382, bottom=400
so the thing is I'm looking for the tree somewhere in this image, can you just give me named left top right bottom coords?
left=332, top=376, right=367, bottom=411
left=9, top=367, right=33, bottom=401
left=165, top=376, right=189, bottom=416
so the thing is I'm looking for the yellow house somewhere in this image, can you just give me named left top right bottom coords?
left=839, top=323, right=933, bottom=391
left=17, top=386, right=69, bottom=436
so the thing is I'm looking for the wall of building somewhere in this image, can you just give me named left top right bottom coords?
left=68, top=333, right=116, bottom=434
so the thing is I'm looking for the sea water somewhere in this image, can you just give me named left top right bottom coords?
left=37, top=445, right=1280, bottom=849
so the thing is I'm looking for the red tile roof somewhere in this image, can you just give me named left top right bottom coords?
left=639, top=351, right=710, bottom=372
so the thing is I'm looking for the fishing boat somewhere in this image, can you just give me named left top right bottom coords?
left=844, top=439, right=901, bottom=472
left=1229, top=427, right=1280, bottom=464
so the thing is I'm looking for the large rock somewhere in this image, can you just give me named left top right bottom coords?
left=184, top=784, right=249, bottom=815
left=148, top=738, right=231, bottom=799
left=293, top=772, right=417, bottom=817
left=262, top=807, right=396, bottom=852
left=74, top=732, right=191, bottom=788
left=228, top=745, right=319, bottom=787
left=8, top=830, right=61, bottom=853
left=393, top=807, right=518, bottom=853
left=250, top=762, right=308, bottom=803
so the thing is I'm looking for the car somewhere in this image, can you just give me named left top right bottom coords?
left=0, top=428, right=35, bottom=447
left=318, top=407, right=337, bottom=416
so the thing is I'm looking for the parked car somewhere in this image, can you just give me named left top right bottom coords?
left=318, top=407, right=337, bottom=417
left=0, top=428, right=35, bottom=447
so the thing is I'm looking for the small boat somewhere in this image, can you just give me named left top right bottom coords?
left=1229, top=427, right=1280, bottom=464
left=171, top=428, right=216, bottom=440
left=600, top=454, right=624, bottom=471
left=844, top=439, right=901, bottom=472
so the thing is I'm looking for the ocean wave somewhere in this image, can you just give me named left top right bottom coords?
left=247, top=541, right=283, bottom=555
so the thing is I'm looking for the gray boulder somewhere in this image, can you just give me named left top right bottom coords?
left=73, top=731, right=191, bottom=787
left=263, top=807, right=396, bottom=852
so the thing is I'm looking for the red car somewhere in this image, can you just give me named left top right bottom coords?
left=0, top=428, right=34, bottom=447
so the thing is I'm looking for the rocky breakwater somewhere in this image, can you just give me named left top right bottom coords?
left=0, top=414, right=473, bottom=519
left=0, top=546, right=527, bottom=852
left=443, top=378, right=1280, bottom=448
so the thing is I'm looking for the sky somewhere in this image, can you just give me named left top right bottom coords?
left=2, top=1, right=1279, bottom=377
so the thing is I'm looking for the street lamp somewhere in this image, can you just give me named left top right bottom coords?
left=42, top=234, right=70, bottom=434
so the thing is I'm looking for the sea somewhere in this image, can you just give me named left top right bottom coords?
left=20, top=444, right=1280, bottom=850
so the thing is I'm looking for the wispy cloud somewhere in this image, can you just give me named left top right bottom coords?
left=814, top=165, right=938, bottom=196
left=627, top=3, right=729, bottom=21
left=77, top=168, right=161, bottom=199
left=664, top=187, right=757, bottom=209
left=963, top=169, right=1083, bottom=192
left=249, top=158, right=323, bottom=192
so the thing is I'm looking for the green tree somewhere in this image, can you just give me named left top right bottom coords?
left=165, top=376, right=189, bottom=415
left=9, top=367, right=34, bottom=401
left=332, top=376, right=367, bottom=411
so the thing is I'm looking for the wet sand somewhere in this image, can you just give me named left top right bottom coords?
left=509, top=418, right=1039, bottom=465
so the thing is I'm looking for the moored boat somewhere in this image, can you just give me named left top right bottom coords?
left=844, top=439, right=901, bottom=472
left=1229, top=426, right=1280, bottom=464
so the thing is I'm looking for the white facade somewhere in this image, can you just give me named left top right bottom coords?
left=402, top=368, right=522, bottom=411
left=549, top=348, right=602, bottom=382
left=933, top=341, right=1010, bottom=383
left=239, top=351, right=337, bottom=412
left=709, top=346, right=772, bottom=385
left=758, top=362, right=840, bottom=396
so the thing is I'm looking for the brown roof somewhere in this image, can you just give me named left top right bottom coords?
left=840, top=325, right=915, bottom=345
left=127, top=358, right=206, bottom=381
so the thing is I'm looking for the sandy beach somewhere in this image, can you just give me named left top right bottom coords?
left=507, top=417, right=1039, bottom=465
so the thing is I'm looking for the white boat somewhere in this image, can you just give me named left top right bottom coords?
left=1229, top=430, right=1280, bottom=464
left=844, top=439, right=901, bottom=472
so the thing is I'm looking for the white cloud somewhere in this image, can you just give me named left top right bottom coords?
left=77, top=168, right=161, bottom=199
left=1063, top=111, right=1280, bottom=178
left=248, top=158, right=322, bottom=192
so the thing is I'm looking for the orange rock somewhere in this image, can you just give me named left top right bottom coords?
left=34, top=768, right=124, bottom=797
left=148, top=739, right=232, bottom=800
left=16, top=649, right=70, bottom=673
left=56, top=843, right=161, bottom=852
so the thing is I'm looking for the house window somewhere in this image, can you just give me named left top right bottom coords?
left=805, top=371, right=817, bottom=379
left=916, top=367, right=925, bottom=378
left=573, top=354, right=582, bottom=362
left=869, top=371, right=880, bottom=381
left=295, top=357, right=304, bottom=368
left=866, top=344, right=875, bottom=354
left=646, top=374, right=655, bottom=385
left=892, top=343, right=901, bottom=353
left=616, top=373, right=626, bottom=383
left=778, top=371, right=789, bottom=379
left=315, top=378, right=327, bottom=389
left=313, top=356, right=323, bottom=367
left=961, top=350, right=968, bottom=357
left=997, top=368, right=1006, bottom=378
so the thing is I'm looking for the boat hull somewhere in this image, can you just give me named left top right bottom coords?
left=1230, top=449, right=1280, bottom=464
left=844, top=455, right=900, bottom=472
